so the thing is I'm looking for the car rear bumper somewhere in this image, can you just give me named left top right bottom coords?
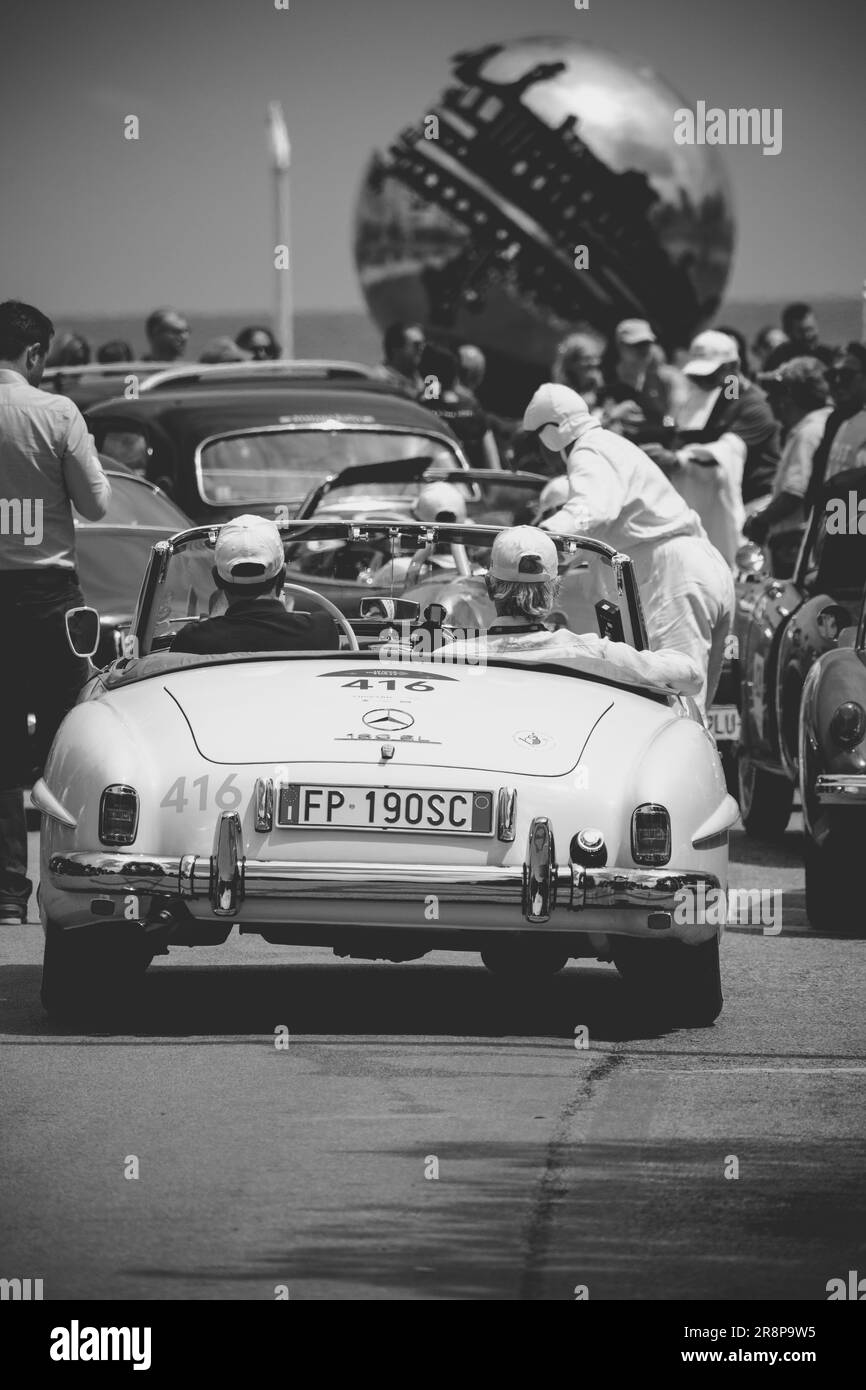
left=47, top=814, right=721, bottom=944
left=815, top=774, right=866, bottom=805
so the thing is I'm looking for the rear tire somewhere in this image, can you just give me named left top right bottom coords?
left=613, top=935, right=723, bottom=1027
left=481, top=942, right=569, bottom=978
left=41, top=920, right=153, bottom=1024
left=804, top=819, right=863, bottom=933
left=738, top=753, right=794, bottom=839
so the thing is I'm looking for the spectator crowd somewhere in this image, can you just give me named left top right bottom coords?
left=29, top=296, right=866, bottom=587
left=376, top=302, right=866, bottom=581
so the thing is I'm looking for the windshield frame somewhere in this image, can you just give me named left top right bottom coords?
left=193, top=423, right=467, bottom=511
left=129, top=519, right=649, bottom=659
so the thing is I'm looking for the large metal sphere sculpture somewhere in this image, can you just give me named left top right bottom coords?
left=354, top=38, right=735, bottom=397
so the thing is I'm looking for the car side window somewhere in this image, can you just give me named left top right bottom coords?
left=96, top=424, right=152, bottom=476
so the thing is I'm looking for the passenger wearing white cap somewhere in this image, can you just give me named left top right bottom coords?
left=373, top=482, right=470, bottom=586
left=413, top=481, right=467, bottom=525
left=522, top=384, right=734, bottom=714
left=446, top=525, right=703, bottom=695
left=171, top=513, right=340, bottom=654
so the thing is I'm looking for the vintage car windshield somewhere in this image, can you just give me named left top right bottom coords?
left=75, top=474, right=189, bottom=530
left=133, top=522, right=642, bottom=665
left=197, top=429, right=463, bottom=509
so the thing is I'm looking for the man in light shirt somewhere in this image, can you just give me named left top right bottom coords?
left=745, top=358, right=831, bottom=577
left=0, top=299, right=111, bottom=924
left=523, top=383, right=734, bottom=716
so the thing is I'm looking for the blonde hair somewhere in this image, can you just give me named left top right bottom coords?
left=487, top=575, right=558, bottom=620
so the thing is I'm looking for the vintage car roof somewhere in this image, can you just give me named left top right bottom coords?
left=85, top=384, right=458, bottom=445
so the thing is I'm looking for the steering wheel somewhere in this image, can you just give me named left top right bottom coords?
left=279, top=582, right=359, bottom=651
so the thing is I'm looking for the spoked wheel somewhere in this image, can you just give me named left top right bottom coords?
left=613, top=935, right=723, bottom=1027
left=738, top=753, right=794, bottom=839
left=41, top=920, right=153, bottom=1025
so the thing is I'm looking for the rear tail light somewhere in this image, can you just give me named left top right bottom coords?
left=829, top=702, right=866, bottom=750
left=99, top=785, right=139, bottom=845
left=631, top=804, right=671, bottom=866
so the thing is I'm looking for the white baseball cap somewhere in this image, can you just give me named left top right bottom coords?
left=683, top=330, right=739, bottom=377
left=489, top=525, right=559, bottom=583
left=214, top=513, right=285, bottom=584
left=414, top=481, right=467, bottom=523
left=616, top=318, right=656, bottom=346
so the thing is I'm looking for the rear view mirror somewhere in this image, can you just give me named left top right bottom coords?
left=358, top=597, right=421, bottom=621
left=65, top=606, right=100, bottom=658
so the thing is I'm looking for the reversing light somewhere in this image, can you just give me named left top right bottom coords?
left=99, top=785, right=139, bottom=845
left=631, top=804, right=671, bottom=866
left=829, top=702, right=866, bottom=750
left=570, top=828, right=607, bottom=867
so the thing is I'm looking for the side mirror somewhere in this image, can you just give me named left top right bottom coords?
left=838, top=625, right=858, bottom=650
left=358, top=597, right=421, bottom=621
left=65, top=606, right=101, bottom=658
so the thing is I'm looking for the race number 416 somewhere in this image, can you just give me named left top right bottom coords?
left=160, top=774, right=242, bottom=813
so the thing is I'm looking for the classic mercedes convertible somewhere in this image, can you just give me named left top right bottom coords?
left=35, top=520, right=737, bottom=1025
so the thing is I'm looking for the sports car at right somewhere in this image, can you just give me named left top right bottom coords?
left=798, top=582, right=866, bottom=931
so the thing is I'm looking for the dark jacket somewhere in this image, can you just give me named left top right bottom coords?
left=170, top=598, right=340, bottom=654
left=683, top=379, right=780, bottom=503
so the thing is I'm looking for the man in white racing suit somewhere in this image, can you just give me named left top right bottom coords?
left=522, top=384, right=734, bottom=715
left=445, top=525, right=704, bottom=698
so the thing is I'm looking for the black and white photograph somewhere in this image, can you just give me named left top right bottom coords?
left=1, top=0, right=865, bottom=1342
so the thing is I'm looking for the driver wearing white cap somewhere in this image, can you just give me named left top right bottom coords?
left=446, top=525, right=703, bottom=695
left=523, top=385, right=734, bottom=715
left=171, top=514, right=340, bottom=653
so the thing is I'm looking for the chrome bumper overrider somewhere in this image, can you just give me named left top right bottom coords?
left=815, top=774, right=866, bottom=804
left=48, top=814, right=720, bottom=927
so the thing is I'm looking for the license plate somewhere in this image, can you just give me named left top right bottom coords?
left=278, top=784, right=495, bottom=835
left=708, top=706, right=740, bottom=742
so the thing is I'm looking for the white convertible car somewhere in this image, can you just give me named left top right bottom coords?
left=35, top=520, right=738, bottom=1025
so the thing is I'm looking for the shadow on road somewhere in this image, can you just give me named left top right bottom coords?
left=0, top=958, right=708, bottom=1044
left=116, top=1136, right=866, bottom=1301
left=730, top=826, right=806, bottom=869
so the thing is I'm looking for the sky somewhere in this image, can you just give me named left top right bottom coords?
left=2, top=0, right=863, bottom=317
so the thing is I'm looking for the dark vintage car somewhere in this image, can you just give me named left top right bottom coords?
left=735, top=467, right=866, bottom=837
left=44, top=358, right=385, bottom=411
left=76, top=471, right=191, bottom=665
left=798, top=584, right=866, bottom=930
left=85, top=375, right=468, bottom=525
left=42, top=362, right=168, bottom=410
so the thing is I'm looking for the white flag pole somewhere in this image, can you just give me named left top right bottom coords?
left=267, top=101, right=293, bottom=360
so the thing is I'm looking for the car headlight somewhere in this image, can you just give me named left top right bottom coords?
left=631, top=804, right=671, bottom=866
left=828, top=702, right=866, bottom=750
left=99, top=785, right=139, bottom=845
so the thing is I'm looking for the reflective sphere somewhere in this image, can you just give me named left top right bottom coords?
left=354, top=38, right=735, bottom=391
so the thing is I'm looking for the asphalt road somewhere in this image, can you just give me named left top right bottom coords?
left=1, top=818, right=864, bottom=1301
